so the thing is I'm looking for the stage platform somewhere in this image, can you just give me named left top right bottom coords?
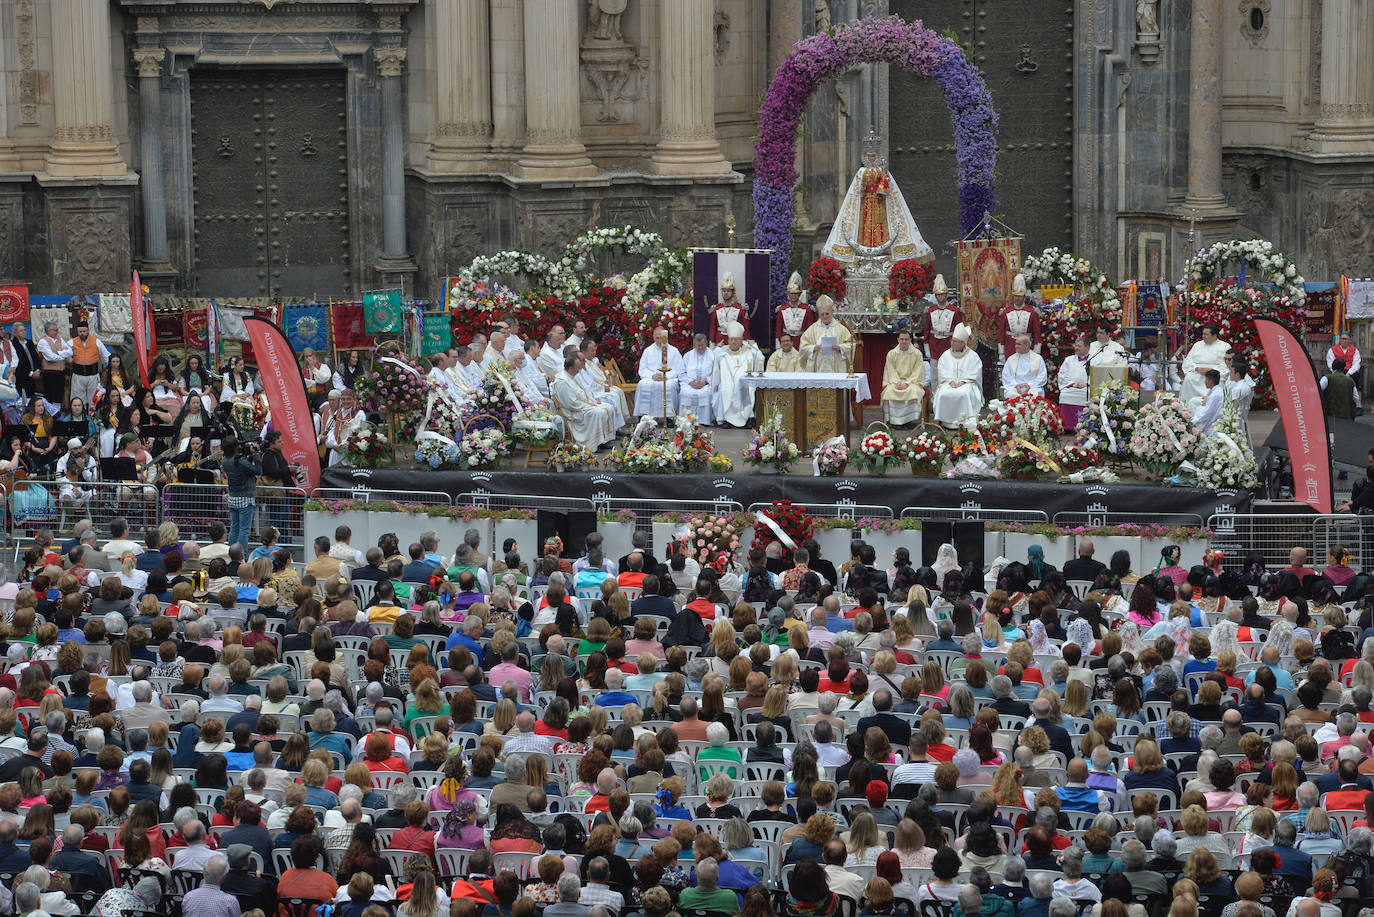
left=320, top=465, right=1251, bottom=520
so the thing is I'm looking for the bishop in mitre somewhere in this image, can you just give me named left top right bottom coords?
left=822, top=132, right=933, bottom=267
left=1180, top=323, right=1230, bottom=408
left=635, top=326, right=683, bottom=417
left=767, top=331, right=804, bottom=373
left=933, top=323, right=984, bottom=427
left=800, top=296, right=855, bottom=374
left=881, top=330, right=925, bottom=426
left=711, top=322, right=763, bottom=427
left=678, top=333, right=717, bottom=424
left=775, top=272, right=816, bottom=341
left=551, top=351, right=616, bottom=450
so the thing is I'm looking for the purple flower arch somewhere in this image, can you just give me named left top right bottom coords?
left=753, top=16, right=999, bottom=307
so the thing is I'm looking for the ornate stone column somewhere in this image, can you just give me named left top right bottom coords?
left=44, top=0, right=127, bottom=177
left=1310, top=0, right=1374, bottom=150
left=1182, top=0, right=1226, bottom=211
left=133, top=48, right=173, bottom=273
left=513, top=0, right=596, bottom=179
left=375, top=46, right=412, bottom=262
left=426, top=0, right=491, bottom=171
left=652, top=0, right=732, bottom=176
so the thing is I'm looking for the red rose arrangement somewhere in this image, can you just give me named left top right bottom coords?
left=807, top=257, right=846, bottom=302
left=888, top=259, right=935, bottom=301
left=750, top=499, right=814, bottom=560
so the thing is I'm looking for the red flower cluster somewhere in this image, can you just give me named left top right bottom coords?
left=1042, top=296, right=1124, bottom=399
left=888, top=259, right=934, bottom=301
left=807, top=257, right=846, bottom=302
left=750, top=499, right=815, bottom=560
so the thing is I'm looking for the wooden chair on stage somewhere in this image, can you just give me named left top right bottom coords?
left=603, top=359, right=637, bottom=405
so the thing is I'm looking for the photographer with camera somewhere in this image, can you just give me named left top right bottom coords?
left=222, top=434, right=263, bottom=555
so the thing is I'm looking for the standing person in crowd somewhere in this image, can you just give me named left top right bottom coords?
left=222, top=436, right=262, bottom=556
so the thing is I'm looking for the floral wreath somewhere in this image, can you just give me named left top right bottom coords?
left=624, top=250, right=692, bottom=321
left=450, top=250, right=574, bottom=307
left=1021, top=246, right=1119, bottom=307
left=558, top=226, right=669, bottom=280
left=753, top=15, right=998, bottom=307
left=1189, top=238, right=1306, bottom=304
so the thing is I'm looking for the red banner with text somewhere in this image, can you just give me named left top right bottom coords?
left=1253, top=317, right=1332, bottom=514
left=244, top=317, right=321, bottom=494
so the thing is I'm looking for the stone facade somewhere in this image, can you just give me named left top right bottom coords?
left=0, top=1, right=1367, bottom=298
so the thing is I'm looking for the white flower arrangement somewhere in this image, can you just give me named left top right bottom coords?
left=1021, top=246, right=1119, bottom=307
left=1189, top=238, right=1306, bottom=304
left=1129, top=393, right=1200, bottom=473
left=557, top=226, right=668, bottom=278
left=1193, top=398, right=1258, bottom=490
left=456, top=428, right=512, bottom=470
left=450, top=250, right=572, bottom=306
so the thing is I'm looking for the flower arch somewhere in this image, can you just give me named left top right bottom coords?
left=753, top=16, right=999, bottom=307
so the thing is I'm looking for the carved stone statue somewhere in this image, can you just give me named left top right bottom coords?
left=585, top=0, right=627, bottom=44
left=815, top=0, right=832, bottom=32
left=1135, top=0, right=1159, bottom=37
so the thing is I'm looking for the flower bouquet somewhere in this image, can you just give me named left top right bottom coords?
left=998, top=444, right=1043, bottom=479
left=547, top=440, right=593, bottom=471
left=455, top=428, right=511, bottom=470
left=901, top=428, right=949, bottom=476
left=854, top=428, right=899, bottom=476
left=1193, top=400, right=1258, bottom=490
left=1077, top=380, right=1138, bottom=458
left=707, top=453, right=734, bottom=473
left=1129, top=393, right=1200, bottom=476
left=888, top=259, right=935, bottom=302
left=978, top=394, right=1064, bottom=446
left=807, top=257, right=846, bottom=301
left=511, top=406, right=560, bottom=448
left=1050, top=439, right=1102, bottom=473
left=612, top=441, right=684, bottom=473
left=342, top=427, right=389, bottom=468
left=681, top=512, right=748, bottom=565
left=671, top=421, right=716, bottom=473
left=742, top=412, right=799, bottom=473
left=751, top=500, right=815, bottom=560
left=415, top=437, right=459, bottom=469
left=461, top=364, right=522, bottom=432
left=811, top=438, right=850, bottom=476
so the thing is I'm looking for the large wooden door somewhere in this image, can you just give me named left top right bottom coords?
left=888, top=0, right=1074, bottom=259
left=189, top=68, right=350, bottom=297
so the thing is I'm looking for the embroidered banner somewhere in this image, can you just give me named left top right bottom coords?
left=130, top=273, right=152, bottom=386
left=98, top=293, right=133, bottom=334
left=183, top=306, right=209, bottom=350
left=331, top=302, right=373, bottom=351
left=286, top=304, right=330, bottom=354
left=0, top=284, right=29, bottom=325
left=1135, top=283, right=1169, bottom=329
left=363, top=289, right=403, bottom=333
left=154, top=309, right=184, bottom=347
left=29, top=304, right=72, bottom=342
left=420, top=312, right=451, bottom=355
left=1302, top=284, right=1339, bottom=335
left=956, top=236, right=1022, bottom=348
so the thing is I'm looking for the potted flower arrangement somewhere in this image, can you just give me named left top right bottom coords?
left=342, top=426, right=389, bottom=468
left=807, top=257, right=846, bottom=302
left=613, top=441, right=684, bottom=474
left=1191, top=401, right=1258, bottom=490
left=548, top=440, right=593, bottom=471
left=1129, top=393, right=1200, bottom=477
left=888, top=259, right=935, bottom=303
left=415, top=438, right=459, bottom=469
left=1077, top=380, right=1138, bottom=459
left=597, top=509, right=637, bottom=561
left=511, top=406, right=560, bottom=448
left=997, top=443, right=1043, bottom=480
left=1050, top=440, right=1101, bottom=474
left=854, top=428, right=899, bottom=476
left=811, top=438, right=849, bottom=476
left=707, top=453, right=734, bottom=473
left=901, top=428, right=949, bottom=476
left=741, top=412, right=799, bottom=473
left=455, top=428, right=511, bottom=470
left=978, top=393, right=1064, bottom=445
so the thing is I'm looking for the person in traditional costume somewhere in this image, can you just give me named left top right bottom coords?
left=679, top=334, right=717, bottom=424
left=776, top=272, right=816, bottom=342
left=1327, top=331, right=1360, bottom=378
left=551, top=352, right=615, bottom=450
left=323, top=388, right=367, bottom=466
left=538, top=325, right=568, bottom=380
left=1227, top=358, right=1255, bottom=441
left=998, top=274, right=1041, bottom=361
left=821, top=131, right=933, bottom=268
left=1001, top=334, right=1047, bottom=399
left=1180, top=324, right=1230, bottom=407
left=635, top=326, right=682, bottom=418
left=800, top=296, right=855, bottom=374
left=933, top=324, right=984, bottom=427
left=576, top=338, right=627, bottom=430
left=1057, top=334, right=1091, bottom=431
left=1088, top=323, right=1129, bottom=368
left=711, top=323, right=763, bottom=428
left=766, top=332, right=804, bottom=373
left=709, top=274, right=749, bottom=346
left=1192, top=369, right=1224, bottom=436
left=881, top=330, right=925, bottom=426
left=925, top=275, right=962, bottom=386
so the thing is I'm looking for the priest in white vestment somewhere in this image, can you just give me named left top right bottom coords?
left=767, top=332, right=804, bottom=373
left=800, top=296, right=855, bottom=374
left=932, top=324, right=984, bottom=427
left=678, top=334, right=717, bottom=424
left=509, top=348, right=551, bottom=407
left=538, top=325, right=568, bottom=380
left=881, top=330, right=925, bottom=426
left=449, top=346, right=483, bottom=392
left=576, top=340, right=627, bottom=430
left=635, top=326, right=683, bottom=418
left=711, top=323, right=763, bottom=427
left=426, top=354, right=465, bottom=405
left=1057, top=335, right=1091, bottom=430
left=1000, top=335, right=1048, bottom=399
left=1088, top=325, right=1129, bottom=368
left=1180, top=324, right=1230, bottom=408
left=566, top=320, right=588, bottom=351
left=551, top=352, right=615, bottom=449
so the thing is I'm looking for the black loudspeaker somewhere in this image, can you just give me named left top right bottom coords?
left=537, top=510, right=597, bottom=557
left=920, top=520, right=985, bottom=578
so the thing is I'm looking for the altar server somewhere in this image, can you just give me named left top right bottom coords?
left=800, top=296, right=855, bottom=374
left=933, top=324, right=984, bottom=427
left=1088, top=323, right=1129, bottom=368
left=552, top=352, right=615, bottom=449
left=1227, top=359, right=1255, bottom=441
left=1192, top=369, right=1224, bottom=437
left=712, top=323, right=763, bottom=428
left=1001, top=334, right=1047, bottom=399
left=1057, top=334, right=1091, bottom=431
left=776, top=272, right=816, bottom=341
left=577, top=338, right=628, bottom=429
left=881, top=330, right=925, bottom=426
left=709, top=274, right=749, bottom=346
left=1180, top=324, right=1230, bottom=407
left=635, top=326, right=682, bottom=417
left=767, top=332, right=804, bottom=373
left=679, top=333, right=717, bottom=424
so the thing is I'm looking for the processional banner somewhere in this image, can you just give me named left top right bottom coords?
left=690, top=250, right=773, bottom=347
left=956, top=237, right=1021, bottom=348
left=0, top=285, right=29, bottom=325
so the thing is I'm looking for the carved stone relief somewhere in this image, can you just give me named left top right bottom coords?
left=580, top=0, right=644, bottom=123
left=1301, top=185, right=1374, bottom=279
left=1238, top=0, right=1271, bottom=48
left=15, top=0, right=39, bottom=124
left=442, top=203, right=491, bottom=269
left=714, top=9, right=731, bottom=62
left=52, top=207, right=129, bottom=289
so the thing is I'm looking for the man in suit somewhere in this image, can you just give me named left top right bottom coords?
left=989, top=675, right=1031, bottom=719
left=856, top=690, right=912, bottom=748
left=135, top=527, right=165, bottom=573
left=400, top=543, right=436, bottom=584
left=349, top=547, right=389, bottom=583
left=629, top=574, right=677, bottom=621
left=1020, top=696, right=1075, bottom=762
left=617, top=530, right=659, bottom=576
left=1315, top=751, right=1374, bottom=796
left=52, top=824, right=110, bottom=893
left=1063, top=538, right=1108, bottom=584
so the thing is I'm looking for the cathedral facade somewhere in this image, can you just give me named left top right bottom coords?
left=0, top=1, right=1369, bottom=300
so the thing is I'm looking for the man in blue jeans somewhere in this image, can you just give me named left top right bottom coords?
left=222, top=436, right=263, bottom=555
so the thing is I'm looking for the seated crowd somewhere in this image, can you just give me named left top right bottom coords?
left=0, top=521, right=1371, bottom=917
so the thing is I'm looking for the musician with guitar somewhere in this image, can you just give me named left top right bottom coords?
left=55, top=437, right=96, bottom=513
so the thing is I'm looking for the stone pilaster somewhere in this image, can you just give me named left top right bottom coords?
left=375, top=46, right=414, bottom=271
left=44, top=0, right=127, bottom=178
left=134, top=48, right=174, bottom=274
left=426, top=0, right=491, bottom=171
left=1309, top=0, right=1374, bottom=151
left=513, top=0, right=597, bottom=179
left=1183, top=0, right=1226, bottom=212
left=651, top=0, right=733, bottom=176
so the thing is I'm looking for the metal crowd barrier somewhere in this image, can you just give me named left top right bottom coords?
left=607, top=498, right=745, bottom=538
left=1204, top=512, right=1363, bottom=572
left=900, top=505, right=1050, bottom=524
left=456, top=491, right=594, bottom=514
left=312, top=487, right=454, bottom=508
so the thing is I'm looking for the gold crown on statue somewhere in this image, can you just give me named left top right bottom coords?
left=862, top=129, right=885, bottom=168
